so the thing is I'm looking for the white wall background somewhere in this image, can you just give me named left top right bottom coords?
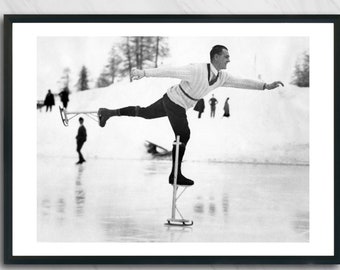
left=1, top=0, right=339, bottom=269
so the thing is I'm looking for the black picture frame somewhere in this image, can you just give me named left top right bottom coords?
left=3, top=14, right=339, bottom=264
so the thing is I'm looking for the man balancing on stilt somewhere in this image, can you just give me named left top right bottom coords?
left=98, top=45, right=284, bottom=186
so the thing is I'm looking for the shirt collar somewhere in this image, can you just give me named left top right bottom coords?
left=210, top=63, right=218, bottom=76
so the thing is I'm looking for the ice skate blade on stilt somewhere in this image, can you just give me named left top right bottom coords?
left=165, top=218, right=193, bottom=226
left=165, top=185, right=194, bottom=227
left=59, top=106, right=98, bottom=127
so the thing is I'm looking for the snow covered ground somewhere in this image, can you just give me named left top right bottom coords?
left=37, top=79, right=309, bottom=242
left=38, top=78, right=309, bottom=165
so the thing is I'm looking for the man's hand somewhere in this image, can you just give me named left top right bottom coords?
left=131, top=68, right=145, bottom=80
left=264, top=81, right=284, bottom=90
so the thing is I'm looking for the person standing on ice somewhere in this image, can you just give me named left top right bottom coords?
left=97, top=45, right=284, bottom=186
left=209, top=94, right=218, bottom=118
left=59, top=87, right=70, bottom=109
left=223, top=97, right=230, bottom=118
left=44, top=89, right=55, bottom=112
left=76, top=117, right=87, bottom=165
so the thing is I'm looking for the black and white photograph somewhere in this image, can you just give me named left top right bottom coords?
left=4, top=15, right=337, bottom=263
left=37, top=35, right=307, bottom=242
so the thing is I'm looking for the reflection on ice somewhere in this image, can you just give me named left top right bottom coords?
left=208, top=201, right=216, bottom=216
left=101, top=216, right=143, bottom=242
left=293, top=211, right=309, bottom=237
left=75, top=165, right=86, bottom=217
left=38, top=157, right=309, bottom=242
left=194, top=200, right=204, bottom=214
left=144, top=160, right=170, bottom=176
left=222, top=195, right=229, bottom=214
left=41, top=198, right=51, bottom=217
left=56, top=198, right=65, bottom=224
left=166, top=226, right=193, bottom=242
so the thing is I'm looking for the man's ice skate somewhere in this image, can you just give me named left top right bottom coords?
left=98, top=108, right=110, bottom=127
left=169, top=174, right=194, bottom=186
left=168, top=138, right=194, bottom=186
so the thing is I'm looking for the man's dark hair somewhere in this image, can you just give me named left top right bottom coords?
left=210, top=45, right=228, bottom=61
left=79, top=117, right=84, bottom=123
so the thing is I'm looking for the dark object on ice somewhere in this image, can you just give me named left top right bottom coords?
left=144, top=140, right=171, bottom=157
left=37, top=100, right=44, bottom=111
left=193, top=99, right=205, bottom=118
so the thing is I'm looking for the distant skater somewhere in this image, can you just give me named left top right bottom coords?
left=59, top=87, right=70, bottom=109
left=193, top=99, right=205, bottom=119
left=44, top=89, right=55, bottom=112
left=97, top=45, right=284, bottom=185
left=223, top=97, right=230, bottom=118
left=209, top=94, right=218, bottom=118
left=76, top=117, right=87, bottom=165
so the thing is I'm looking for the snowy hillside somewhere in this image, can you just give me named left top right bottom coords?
left=38, top=78, right=309, bottom=165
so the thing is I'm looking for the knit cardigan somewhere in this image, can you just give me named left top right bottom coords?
left=145, top=63, right=265, bottom=110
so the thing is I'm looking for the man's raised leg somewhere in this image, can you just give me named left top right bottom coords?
left=98, top=97, right=166, bottom=127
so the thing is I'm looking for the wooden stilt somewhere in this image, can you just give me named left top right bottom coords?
left=166, top=135, right=193, bottom=226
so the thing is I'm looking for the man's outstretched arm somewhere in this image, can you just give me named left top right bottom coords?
left=222, top=72, right=284, bottom=91
left=131, top=65, right=194, bottom=81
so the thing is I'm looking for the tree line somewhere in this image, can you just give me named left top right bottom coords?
left=61, top=36, right=169, bottom=92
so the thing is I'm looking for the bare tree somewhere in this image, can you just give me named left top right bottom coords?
left=119, top=37, right=134, bottom=82
left=96, top=46, right=123, bottom=88
left=155, top=37, right=160, bottom=68
left=97, top=36, right=170, bottom=85
left=107, top=46, right=123, bottom=84
left=154, top=37, right=169, bottom=68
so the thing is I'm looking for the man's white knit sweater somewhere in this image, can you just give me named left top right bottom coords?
left=144, top=63, right=265, bottom=110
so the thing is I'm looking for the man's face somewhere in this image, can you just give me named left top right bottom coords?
left=213, top=49, right=230, bottom=70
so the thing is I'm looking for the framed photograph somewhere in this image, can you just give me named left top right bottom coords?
left=4, top=15, right=339, bottom=264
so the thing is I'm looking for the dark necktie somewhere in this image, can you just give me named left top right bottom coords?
left=208, top=64, right=219, bottom=86
left=209, top=72, right=219, bottom=86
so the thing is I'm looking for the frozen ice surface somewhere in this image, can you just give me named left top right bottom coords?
left=37, top=156, right=308, bottom=242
